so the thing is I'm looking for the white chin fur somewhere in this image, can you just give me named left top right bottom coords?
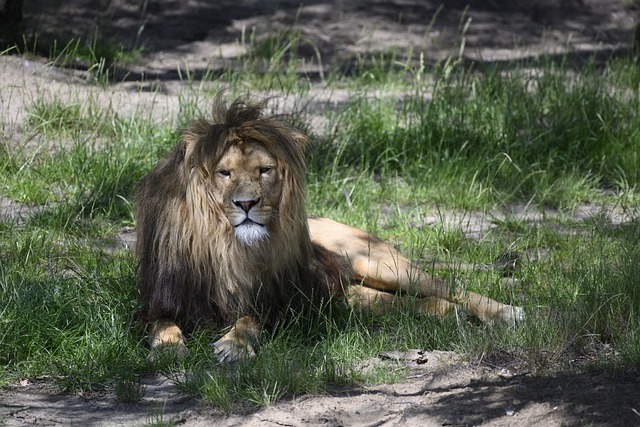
left=235, top=222, right=268, bottom=246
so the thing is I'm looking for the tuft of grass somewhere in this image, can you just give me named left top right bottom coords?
left=26, top=32, right=144, bottom=85
left=216, top=26, right=318, bottom=94
left=145, top=404, right=179, bottom=427
left=114, top=373, right=146, bottom=403
left=54, top=36, right=142, bottom=70
left=12, top=30, right=143, bottom=86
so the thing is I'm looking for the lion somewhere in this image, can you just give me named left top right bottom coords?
left=135, top=96, right=524, bottom=363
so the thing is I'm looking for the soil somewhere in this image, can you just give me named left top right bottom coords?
left=1, top=1, right=640, bottom=426
left=2, top=351, right=639, bottom=426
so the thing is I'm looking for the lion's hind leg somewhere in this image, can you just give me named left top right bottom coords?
left=349, top=253, right=524, bottom=325
left=346, top=285, right=457, bottom=318
left=309, top=218, right=523, bottom=324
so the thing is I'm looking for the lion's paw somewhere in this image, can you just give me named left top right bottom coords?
left=495, top=305, right=525, bottom=325
left=212, top=337, right=255, bottom=364
left=148, top=321, right=187, bottom=362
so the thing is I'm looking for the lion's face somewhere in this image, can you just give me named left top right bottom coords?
left=212, top=141, right=283, bottom=246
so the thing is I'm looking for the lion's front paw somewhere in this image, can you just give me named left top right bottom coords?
left=212, top=337, right=255, bottom=364
left=495, top=305, right=525, bottom=325
left=148, top=320, right=187, bottom=362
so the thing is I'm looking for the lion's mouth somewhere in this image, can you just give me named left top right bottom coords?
left=237, top=218, right=265, bottom=227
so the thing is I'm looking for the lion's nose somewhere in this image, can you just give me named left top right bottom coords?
left=234, top=198, right=259, bottom=213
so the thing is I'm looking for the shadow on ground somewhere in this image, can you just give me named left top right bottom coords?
left=3, top=0, right=638, bottom=81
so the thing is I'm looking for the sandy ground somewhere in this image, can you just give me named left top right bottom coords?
left=1, top=349, right=640, bottom=426
left=2, top=1, right=640, bottom=425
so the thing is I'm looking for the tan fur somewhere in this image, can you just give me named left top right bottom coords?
left=136, top=95, right=523, bottom=363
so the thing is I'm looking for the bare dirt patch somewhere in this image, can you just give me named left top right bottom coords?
left=2, top=351, right=639, bottom=426
left=2, top=1, right=640, bottom=426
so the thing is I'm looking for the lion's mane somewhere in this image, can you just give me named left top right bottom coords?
left=136, top=98, right=338, bottom=330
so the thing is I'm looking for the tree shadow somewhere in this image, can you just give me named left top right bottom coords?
left=411, top=369, right=640, bottom=427
left=319, top=362, right=640, bottom=426
left=3, top=0, right=636, bottom=82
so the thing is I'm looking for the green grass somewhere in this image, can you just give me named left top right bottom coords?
left=2, top=97, right=176, bottom=216
left=17, top=31, right=145, bottom=85
left=310, top=58, right=640, bottom=211
left=0, top=229, right=145, bottom=391
left=2, top=38, right=640, bottom=410
left=215, top=25, right=318, bottom=95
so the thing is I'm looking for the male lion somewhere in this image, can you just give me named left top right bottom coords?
left=136, top=96, right=523, bottom=363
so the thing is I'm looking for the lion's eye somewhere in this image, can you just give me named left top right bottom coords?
left=259, top=167, right=272, bottom=175
left=218, top=170, right=231, bottom=177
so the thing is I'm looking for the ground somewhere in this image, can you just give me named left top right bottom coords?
left=1, top=0, right=640, bottom=426
left=2, top=350, right=639, bottom=426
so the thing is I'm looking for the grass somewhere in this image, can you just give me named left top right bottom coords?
left=216, top=25, right=319, bottom=95
left=311, top=58, right=640, bottom=210
left=16, top=30, right=145, bottom=85
left=3, top=96, right=176, bottom=216
left=2, top=30, right=640, bottom=411
left=0, top=231, right=145, bottom=391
